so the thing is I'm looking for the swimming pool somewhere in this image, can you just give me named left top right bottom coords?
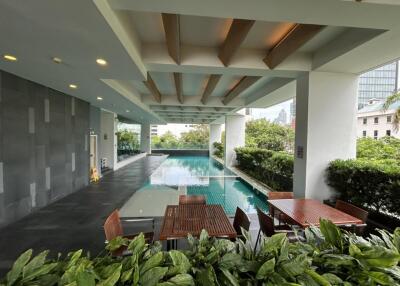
left=119, top=156, right=268, bottom=217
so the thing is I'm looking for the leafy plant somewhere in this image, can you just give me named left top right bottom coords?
left=327, top=159, right=400, bottom=217
left=4, top=221, right=400, bottom=285
left=213, top=142, right=224, bottom=159
left=235, top=147, right=293, bottom=191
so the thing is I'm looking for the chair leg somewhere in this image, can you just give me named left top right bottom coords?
left=254, top=229, right=261, bottom=253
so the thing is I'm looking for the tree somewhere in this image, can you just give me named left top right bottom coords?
left=180, top=125, right=209, bottom=148
left=357, top=136, right=400, bottom=161
left=383, top=91, right=400, bottom=130
left=245, top=119, right=294, bottom=152
left=151, top=131, right=180, bottom=149
left=116, top=129, right=139, bottom=151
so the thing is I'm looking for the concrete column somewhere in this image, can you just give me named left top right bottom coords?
left=209, top=124, right=222, bottom=155
left=140, top=123, right=151, bottom=154
left=225, top=114, right=245, bottom=167
left=100, top=111, right=116, bottom=170
left=294, top=71, right=358, bottom=200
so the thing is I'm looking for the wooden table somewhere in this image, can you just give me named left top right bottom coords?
left=159, top=205, right=237, bottom=243
left=268, top=199, right=363, bottom=228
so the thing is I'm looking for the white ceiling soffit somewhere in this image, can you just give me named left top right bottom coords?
left=247, top=80, right=296, bottom=109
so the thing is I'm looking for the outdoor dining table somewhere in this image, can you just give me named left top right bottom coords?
left=159, top=204, right=237, bottom=248
left=268, top=199, right=363, bottom=228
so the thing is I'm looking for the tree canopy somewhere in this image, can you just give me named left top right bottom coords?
left=245, top=119, right=294, bottom=152
left=152, top=125, right=209, bottom=149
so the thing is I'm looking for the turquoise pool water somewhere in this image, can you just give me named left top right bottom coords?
left=142, top=156, right=268, bottom=215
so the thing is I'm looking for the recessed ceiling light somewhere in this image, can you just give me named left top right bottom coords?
left=52, top=57, right=62, bottom=64
left=69, top=84, right=78, bottom=89
left=3, top=54, right=17, bottom=61
left=126, top=110, right=130, bottom=113
left=96, top=58, right=107, bottom=66
left=97, top=96, right=103, bottom=101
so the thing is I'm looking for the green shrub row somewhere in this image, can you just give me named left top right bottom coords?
left=213, top=142, right=224, bottom=159
left=327, top=159, right=400, bottom=217
left=2, top=220, right=400, bottom=286
left=235, top=147, right=293, bottom=191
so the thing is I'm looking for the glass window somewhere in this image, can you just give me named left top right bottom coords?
left=362, top=130, right=367, bottom=137
left=387, top=115, right=392, bottom=123
left=386, top=130, right=391, bottom=136
left=374, top=117, right=379, bottom=124
left=374, top=130, right=378, bottom=139
left=363, top=118, right=367, bottom=124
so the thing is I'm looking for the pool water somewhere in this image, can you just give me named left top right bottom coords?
left=142, top=156, right=268, bottom=215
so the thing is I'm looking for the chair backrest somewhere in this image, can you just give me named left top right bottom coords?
left=256, top=207, right=275, bottom=237
left=104, top=210, right=124, bottom=241
left=268, top=192, right=294, bottom=200
left=335, top=200, right=368, bottom=223
left=233, top=207, right=251, bottom=236
left=179, top=195, right=206, bottom=205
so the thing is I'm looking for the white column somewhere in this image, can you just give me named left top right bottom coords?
left=140, top=123, right=151, bottom=154
left=209, top=124, right=222, bottom=155
left=225, top=114, right=245, bottom=167
left=294, top=71, right=358, bottom=200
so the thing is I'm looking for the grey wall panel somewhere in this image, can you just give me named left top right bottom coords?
left=0, top=70, right=91, bottom=227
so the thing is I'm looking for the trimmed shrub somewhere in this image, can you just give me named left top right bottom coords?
left=2, top=221, right=400, bottom=285
left=327, top=159, right=400, bottom=217
left=213, top=142, right=224, bottom=159
left=235, top=147, right=293, bottom=191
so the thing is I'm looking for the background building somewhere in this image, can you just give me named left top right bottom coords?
left=358, top=61, right=399, bottom=109
left=357, top=100, right=400, bottom=139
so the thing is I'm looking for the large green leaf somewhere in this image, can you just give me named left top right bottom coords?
left=167, top=251, right=191, bottom=276
left=6, top=249, right=32, bottom=286
left=256, top=258, right=275, bottom=280
left=319, top=219, right=343, bottom=251
left=167, top=274, right=195, bottom=286
left=97, top=264, right=122, bottom=286
left=368, top=271, right=395, bottom=285
left=76, top=271, right=95, bottom=286
left=140, top=251, right=164, bottom=275
left=22, top=250, right=49, bottom=280
left=139, top=266, right=168, bottom=286
left=220, top=268, right=239, bottom=286
left=128, top=233, right=146, bottom=256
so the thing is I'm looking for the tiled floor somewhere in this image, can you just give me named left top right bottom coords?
left=0, top=155, right=167, bottom=276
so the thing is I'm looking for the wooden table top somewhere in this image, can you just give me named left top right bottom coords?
left=159, top=205, right=237, bottom=240
left=268, top=199, right=363, bottom=228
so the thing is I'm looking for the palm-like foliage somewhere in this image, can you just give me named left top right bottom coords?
left=383, top=92, right=400, bottom=131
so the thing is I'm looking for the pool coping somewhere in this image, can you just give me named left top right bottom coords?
left=211, top=155, right=274, bottom=197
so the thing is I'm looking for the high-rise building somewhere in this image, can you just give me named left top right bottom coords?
left=358, top=61, right=399, bottom=109
left=274, top=109, right=288, bottom=125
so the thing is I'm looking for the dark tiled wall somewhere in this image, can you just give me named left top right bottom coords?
left=0, top=70, right=90, bottom=227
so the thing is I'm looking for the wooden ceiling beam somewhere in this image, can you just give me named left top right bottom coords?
left=264, top=24, right=325, bottom=69
left=173, top=72, right=183, bottom=104
left=162, top=13, right=181, bottom=64
left=201, top=74, right=222, bottom=104
left=143, top=72, right=162, bottom=103
left=218, top=19, right=255, bottom=66
left=222, top=76, right=260, bottom=105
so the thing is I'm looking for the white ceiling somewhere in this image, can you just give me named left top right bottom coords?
left=2, top=0, right=400, bottom=124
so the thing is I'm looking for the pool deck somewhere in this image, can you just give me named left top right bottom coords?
left=0, top=155, right=167, bottom=276
left=0, top=154, right=263, bottom=277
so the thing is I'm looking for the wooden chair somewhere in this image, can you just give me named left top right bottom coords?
left=268, top=192, right=294, bottom=225
left=232, top=207, right=251, bottom=238
left=335, top=200, right=368, bottom=235
left=254, top=207, right=300, bottom=252
left=103, top=210, right=154, bottom=256
left=179, top=195, right=206, bottom=205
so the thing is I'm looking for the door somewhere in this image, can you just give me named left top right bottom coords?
left=90, top=135, right=98, bottom=171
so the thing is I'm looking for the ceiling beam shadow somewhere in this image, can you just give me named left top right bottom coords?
left=218, top=19, right=255, bottom=66
left=201, top=74, right=222, bottom=104
left=222, top=76, right=260, bottom=105
left=173, top=72, right=183, bottom=104
left=143, top=72, right=162, bottom=103
left=264, top=24, right=325, bottom=69
left=162, top=13, right=181, bottom=64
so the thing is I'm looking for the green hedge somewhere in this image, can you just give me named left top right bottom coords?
left=2, top=220, right=400, bottom=285
left=213, top=142, right=224, bottom=159
left=235, top=147, right=293, bottom=191
left=327, top=159, right=400, bottom=217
